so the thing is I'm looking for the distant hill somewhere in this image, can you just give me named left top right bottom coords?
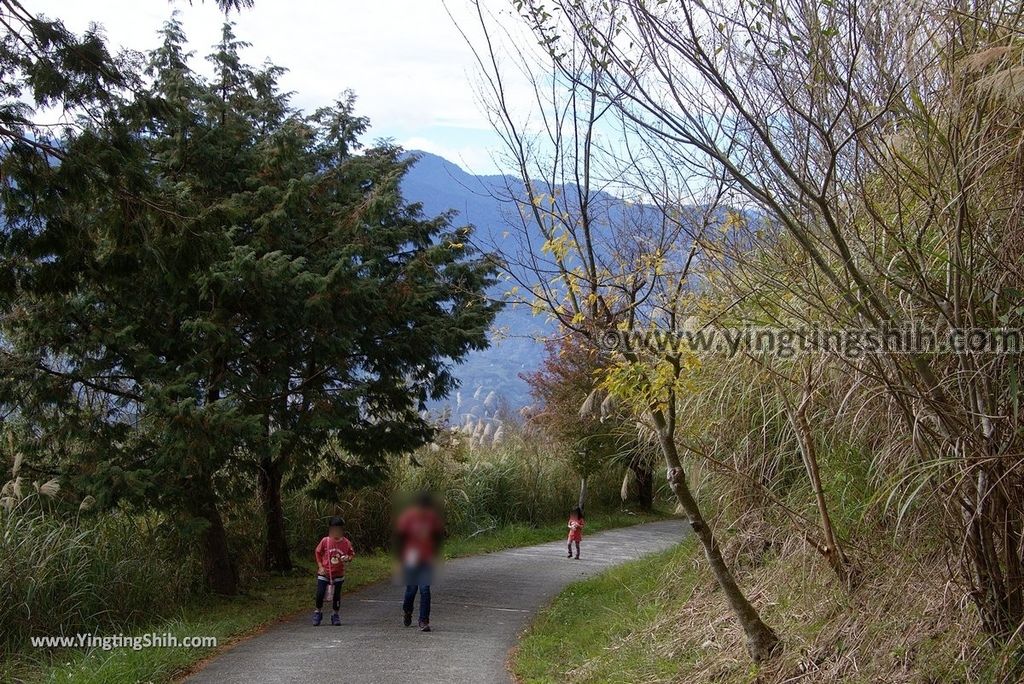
left=401, top=151, right=551, bottom=424
left=400, top=151, right=697, bottom=428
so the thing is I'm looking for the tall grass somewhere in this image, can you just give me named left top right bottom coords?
left=283, top=435, right=634, bottom=556
left=394, top=437, right=624, bottom=535
left=0, top=495, right=201, bottom=654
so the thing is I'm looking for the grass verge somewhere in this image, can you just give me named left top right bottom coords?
left=514, top=530, right=984, bottom=683
left=5, top=509, right=667, bottom=684
left=514, top=538, right=698, bottom=684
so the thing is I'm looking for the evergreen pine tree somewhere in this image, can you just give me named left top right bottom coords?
left=0, top=17, right=500, bottom=588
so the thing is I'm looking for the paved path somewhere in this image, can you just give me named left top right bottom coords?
left=187, top=519, right=686, bottom=684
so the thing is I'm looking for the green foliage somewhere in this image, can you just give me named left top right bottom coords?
left=0, top=14, right=500, bottom=586
left=0, top=2, right=126, bottom=133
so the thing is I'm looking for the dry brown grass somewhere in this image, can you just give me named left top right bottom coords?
left=616, top=528, right=983, bottom=683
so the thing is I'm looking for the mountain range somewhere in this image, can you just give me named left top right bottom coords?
left=401, top=151, right=550, bottom=424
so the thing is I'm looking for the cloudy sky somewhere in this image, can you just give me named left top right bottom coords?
left=42, top=0, right=514, bottom=174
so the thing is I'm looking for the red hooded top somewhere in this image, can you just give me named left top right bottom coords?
left=315, top=536, right=355, bottom=580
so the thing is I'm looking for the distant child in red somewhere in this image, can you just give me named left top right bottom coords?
left=567, top=506, right=584, bottom=559
left=313, top=516, right=355, bottom=626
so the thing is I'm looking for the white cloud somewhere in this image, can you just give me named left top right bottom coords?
left=39, top=0, right=513, bottom=159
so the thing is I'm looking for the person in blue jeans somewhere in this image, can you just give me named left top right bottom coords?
left=402, top=562, right=434, bottom=630
left=395, top=493, right=444, bottom=631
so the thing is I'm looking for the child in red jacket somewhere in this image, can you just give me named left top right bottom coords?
left=313, top=516, right=355, bottom=626
left=567, top=506, right=584, bottom=559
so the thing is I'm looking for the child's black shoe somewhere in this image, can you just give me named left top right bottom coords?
left=403, top=612, right=413, bottom=627
left=418, top=619, right=431, bottom=632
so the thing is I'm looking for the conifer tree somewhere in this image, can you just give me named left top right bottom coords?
left=0, top=17, right=499, bottom=588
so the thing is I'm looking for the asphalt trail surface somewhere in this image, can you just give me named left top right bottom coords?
left=187, top=519, right=686, bottom=684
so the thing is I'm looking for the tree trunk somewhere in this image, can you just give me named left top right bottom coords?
left=578, top=476, right=587, bottom=511
left=651, top=409, right=780, bottom=663
left=631, top=461, right=654, bottom=511
left=962, top=456, right=1024, bottom=640
left=791, top=388, right=855, bottom=588
left=189, top=485, right=237, bottom=595
left=259, top=456, right=293, bottom=572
